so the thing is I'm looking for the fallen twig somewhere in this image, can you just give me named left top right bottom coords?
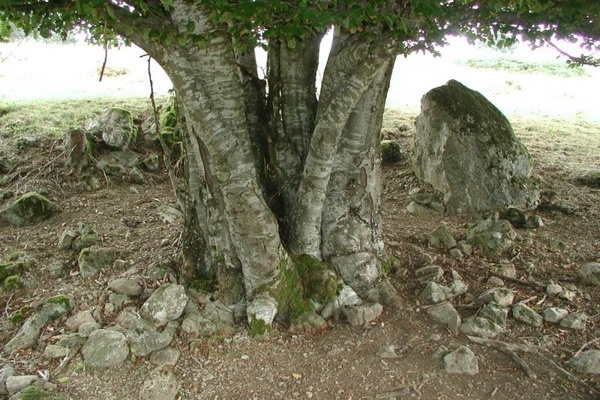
left=489, top=272, right=545, bottom=290
left=467, top=335, right=537, bottom=379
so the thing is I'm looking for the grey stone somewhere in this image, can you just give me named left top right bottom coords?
left=142, top=154, right=160, bottom=172
left=0, top=364, right=15, bottom=395
left=406, top=201, right=442, bottom=218
left=426, top=302, right=461, bottom=334
left=479, top=303, right=508, bottom=327
left=149, top=346, right=180, bottom=366
left=449, top=248, right=463, bottom=259
left=497, top=264, right=516, bottom=278
left=345, top=302, right=383, bottom=326
left=579, top=262, right=600, bottom=286
left=546, top=283, right=563, bottom=297
left=48, top=261, right=66, bottom=278
left=108, top=293, right=130, bottom=310
left=129, top=321, right=177, bottom=357
left=443, top=346, right=479, bottom=375
left=78, top=321, right=101, bottom=337
left=87, top=108, right=136, bottom=150
left=432, top=345, right=449, bottom=362
left=567, top=350, right=600, bottom=374
left=6, top=375, right=40, bottom=395
left=412, top=80, right=539, bottom=214
left=421, top=282, right=453, bottom=305
left=66, top=310, right=96, bottom=331
left=139, top=370, right=180, bottom=400
left=78, top=248, right=119, bottom=278
left=72, top=233, right=100, bottom=251
left=415, top=265, right=443, bottom=283
left=81, top=329, right=129, bottom=368
left=140, top=283, right=189, bottom=327
left=457, top=241, right=473, bottom=255
left=43, top=344, right=70, bottom=359
left=246, top=295, right=278, bottom=329
left=559, top=312, right=588, bottom=330
left=526, top=214, right=544, bottom=228
left=460, top=317, right=503, bottom=339
left=543, top=307, right=569, bottom=324
left=466, top=219, right=517, bottom=256
left=58, top=229, right=78, bottom=250
left=0, top=192, right=59, bottom=226
left=512, top=303, right=543, bottom=327
left=486, top=277, right=504, bottom=287
left=4, top=312, right=49, bottom=352
left=428, top=224, right=457, bottom=250
left=156, top=205, right=183, bottom=224
left=558, top=290, right=576, bottom=302
left=337, top=285, right=362, bottom=307
left=478, top=287, right=514, bottom=307
left=55, top=333, right=86, bottom=349
left=376, top=345, right=398, bottom=358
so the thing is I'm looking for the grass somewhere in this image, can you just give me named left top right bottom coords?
left=458, top=58, right=589, bottom=78
left=0, top=97, right=159, bottom=141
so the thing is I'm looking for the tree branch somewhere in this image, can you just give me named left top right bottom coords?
left=545, top=39, right=600, bottom=67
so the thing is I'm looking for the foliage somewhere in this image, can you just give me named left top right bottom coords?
left=0, top=1, right=598, bottom=62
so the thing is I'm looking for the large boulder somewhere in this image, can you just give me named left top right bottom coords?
left=411, top=80, right=539, bottom=214
left=0, top=192, right=59, bottom=226
left=87, top=107, right=137, bottom=150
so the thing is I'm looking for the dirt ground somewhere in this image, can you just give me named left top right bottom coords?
left=1, top=41, right=599, bottom=400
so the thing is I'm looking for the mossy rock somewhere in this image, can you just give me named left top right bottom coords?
left=380, top=140, right=403, bottom=163
left=9, top=385, right=67, bottom=400
left=0, top=192, right=59, bottom=226
left=10, top=306, right=32, bottom=323
left=249, top=317, right=271, bottom=337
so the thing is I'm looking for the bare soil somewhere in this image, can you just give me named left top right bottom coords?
left=0, top=40, right=599, bottom=400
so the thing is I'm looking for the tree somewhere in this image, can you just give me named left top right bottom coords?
left=1, top=0, right=599, bottom=332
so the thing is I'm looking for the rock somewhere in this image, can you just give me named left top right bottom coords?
left=58, top=229, right=78, bottom=250
left=559, top=312, right=588, bottom=330
left=500, top=207, right=527, bottom=229
left=406, top=201, right=443, bottom=218
left=579, top=262, right=600, bottom=286
left=376, top=345, right=398, bottom=359
left=43, top=344, right=70, bottom=359
left=66, top=310, right=96, bottom=331
left=337, top=285, right=362, bottom=307
left=426, top=302, right=461, bottom=334
left=0, top=192, right=59, bottom=226
left=558, top=290, right=576, bottom=302
left=543, top=307, right=569, bottom=324
left=109, top=278, right=143, bottom=296
left=415, top=265, right=444, bottom=283
left=139, top=369, right=180, bottom=400
left=460, top=317, right=503, bottom=339
left=421, top=278, right=467, bottom=305
left=411, top=80, right=539, bottom=214
left=512, top=303, right=543, bottom=327
left=546, top=283, right=563, bottom=297
left=478, top=287, right=514, bottom=307
left=443, top=346, right=479, bottom=375
left=486, top=276, right=504, bottom=287
left=247, top=295, right=278, bottom=335
left=139, top=283, right=189, bottom=327
left=466, top=219, right=517, bottom=256
left=71, top=233, right=100, bottom=251
left=149, top=346, right=180, bottom=366
left=380, top=140, right=403, bottom=163
left=479, top=302, right=508, bottom=327
left=8, top=385, right=66, bottom=400
left=457, top=241, right=473, bottom=255
left=526, top=215, right=544, bottom=228
left=78, top=321, right=101, bottom=337
left=497, top=264, right=516, bottom=279
left=78, top=248, right=119, bottom=278
left=129, top=321, right=178, bottom=357
left=143, top=154, right=160, bottom=172
left=14, top=136, right=38, bottom=152
left=448, top=248, right=463, bottom=259
left=157, top=205, right=183, bottom=224
left=428, top=224, right=457, bottom=250
left=48, top=261, right=66, bottom=278
left=567, top=350, right=600, bottom=374
left=108, top=293, right=130, bottom=310
left=4, top=312, right=49, bottom=352
left=87, top=107, right=136, bottom=150
left=81, top=329, right=129, bottom=368
left=0, top=364, right=15, bottom=395
left=345, top=302, right=383, bottom=326
left=6, top=375, right=40, bottom=395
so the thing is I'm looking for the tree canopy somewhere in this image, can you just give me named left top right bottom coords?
left=1, top=1, right=599, bottom=64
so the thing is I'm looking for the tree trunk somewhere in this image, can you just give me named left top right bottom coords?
left=136, top=3, right=402, bottom=331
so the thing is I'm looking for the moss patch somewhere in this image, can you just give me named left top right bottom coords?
left=249, top=317, right=271, bottom=337
left=10, top=306, right=31, bottom=323
left=45, top=294, right=72, bottom=308
left=189, top=278, right=216, bottom=293
left=295, top=254, right=339, bottom=305
left=0, top=192, right=59, bottom=226
left=3, top=274, right=21, bottom=290
left=10, top=385, right=66, bottom=400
